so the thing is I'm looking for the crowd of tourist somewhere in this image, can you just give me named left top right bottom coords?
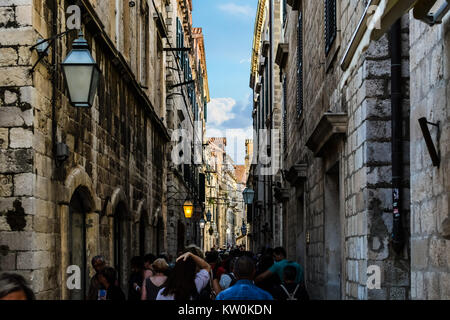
left=0, top=245, right=309, bottom=301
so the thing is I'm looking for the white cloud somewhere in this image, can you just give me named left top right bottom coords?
left=218, top=3, right=254, bottom=17
left=206, top=126, right=253, bottom=164
left=207, top=97, right=237, bottom=126
left=240, top=58, right=251, bottom=64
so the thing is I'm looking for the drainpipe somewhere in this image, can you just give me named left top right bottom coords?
left=268, top=0, right=274, bottom=247
left=51, top=0, right=58, bottom=166
left=390, top=20, right=404, bottom=254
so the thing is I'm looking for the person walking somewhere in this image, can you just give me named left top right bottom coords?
left=87, top=255, right=106, bottom=300
left=216, top=256, right=273, bottom=301
left=255, top=247, right=304, bottom=285
left=97, top=267, right=126, bottom=301
left=0, top=273, right=35, bottom=300
left=156, top=251, right=211, bottom=301
left=142, top=258, right=169, bottom=300
left=128, top=256, right=145, bottom=301
left=213, top=257, right=238, bottom=295
left=272, top=266, right=309, bottom=301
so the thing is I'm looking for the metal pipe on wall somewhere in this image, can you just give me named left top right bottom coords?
left=390, top=19, right=404, bottom=254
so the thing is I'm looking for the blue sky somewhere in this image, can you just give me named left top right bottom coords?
left=192, top=0, right=257, bottom=164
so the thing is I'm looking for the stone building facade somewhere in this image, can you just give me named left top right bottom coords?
left=248, top=0, right=284, bottom=254
left=164, top=0, right=209, bottom=259
left=408, top=0, right=450, bottom=300
left=0, top=0, right=208, bottom=300
left=203, top=138, right=245, bottom=251
left=256, top=0, right=449, bottom=300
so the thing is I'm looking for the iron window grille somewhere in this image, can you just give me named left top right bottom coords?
left=325, top=0, right=337, bottom=56
left=297, top=12, right=303, bottom=117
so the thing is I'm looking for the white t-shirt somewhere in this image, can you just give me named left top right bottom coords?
left=156, top=269, right=210, bottom=300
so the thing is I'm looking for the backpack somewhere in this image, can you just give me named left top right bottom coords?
left=193, top=270, right=216, bottom=301
left=228, top=273, right=237, bottom=287
left=280, top=284, right=300, bottom=301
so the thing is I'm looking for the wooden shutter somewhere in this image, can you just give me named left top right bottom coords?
left=297, top=12, right=303, bottom=117
left=283, top=76, right=288, bottom=153
left=176, top=18, right=181, bottom=62
left=325, top=0, right=337, bottom=55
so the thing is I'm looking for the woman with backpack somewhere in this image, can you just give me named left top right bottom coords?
left=271, top=266, right=310, bottom=301
left=156, top=251, right=211, bottom=301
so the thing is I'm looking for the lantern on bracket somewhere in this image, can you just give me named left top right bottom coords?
left=61, top=31, right=100, bottom=108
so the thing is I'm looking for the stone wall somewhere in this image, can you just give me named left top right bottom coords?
left=281, top=1, right=411, bottom=300
left=0, top=0, right=169, bottom=299
left=409, top=5, right=450, bottom=300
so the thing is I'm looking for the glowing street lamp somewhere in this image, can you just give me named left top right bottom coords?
left=199, top=217, right=206, bottom=229
left=183, top=200, right=194, bottom=219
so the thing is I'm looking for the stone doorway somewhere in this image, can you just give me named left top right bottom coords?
left=324, top=162, right=342, bottom=300
left=113, top=202, right=130, bottom=292
left=68, top=187, right=90, bottom=300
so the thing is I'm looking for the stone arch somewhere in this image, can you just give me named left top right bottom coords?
left=151, top=207, right=161, bottom=227
left=108, top=187, right=131, bottom=292
left=109, top=187, right=129, bottom=217
left=134, top=199, right=149, bottom=224
left=61, top=165, right=101, bottom=212
left=60, top=166, right=100, bottom=300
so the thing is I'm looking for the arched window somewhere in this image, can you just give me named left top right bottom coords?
left=68, top=188, right=89, bottom=300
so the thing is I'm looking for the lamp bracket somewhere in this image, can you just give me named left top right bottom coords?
left=169, top=80, right=195, bottom=89
left=29, top=29, right=79, bottom=74
left=418, top=117, right=440, bottom=167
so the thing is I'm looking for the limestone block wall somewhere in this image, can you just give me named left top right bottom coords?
left=409, top=8, right=450, bottom=300
left=0, top=0, right=169, bottom=299
left=281, top=1, right=411, bottom=300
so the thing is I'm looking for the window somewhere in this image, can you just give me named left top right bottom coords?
left=282, top=76, right=288, bottom=154
left=156, top=35, right=164, bottom=115
left=176, top=18, right=183, bottom=63
left=297, top=12, right=303, bottom=117
left=325, top=0, right=337, bottom=56
left=141, top=3, right=150, bottom=86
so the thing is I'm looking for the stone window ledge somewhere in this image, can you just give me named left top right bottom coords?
left=275, top=43, right=289, bottom=70
left=285, top=163, right=307, bottom=186
left=306, top=113, right=348, bottom=157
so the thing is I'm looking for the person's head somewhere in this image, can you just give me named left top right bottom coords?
left=144, top=254, right=157, bottom=270
left=98, top=267, right=117, bottom=289
left=283, top=265, right=297, bottom=284
left=152, top=258, right=169, bottom=275
left=205, top=250, right=219, bottom=264
left=91, top=255, right=106, bottom=273
left=258, top=254, right=275, bottom=272
left=234, top=256, right=256, bottom=281
left=230, top=249, right=242, bottom=258
left=161, top=256, right=198, bottom=300
left=130, top=256, right=144, bottom=273
left=0, top=273, right=35, bottom=300
left=184, top=244, right=204, bottom=260
left=158, top=253, right=169, bottom=264
left=273, top=247, right=287, bottom=262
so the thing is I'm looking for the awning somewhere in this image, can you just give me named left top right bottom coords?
left=341, top=0, right=438, bottom=71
